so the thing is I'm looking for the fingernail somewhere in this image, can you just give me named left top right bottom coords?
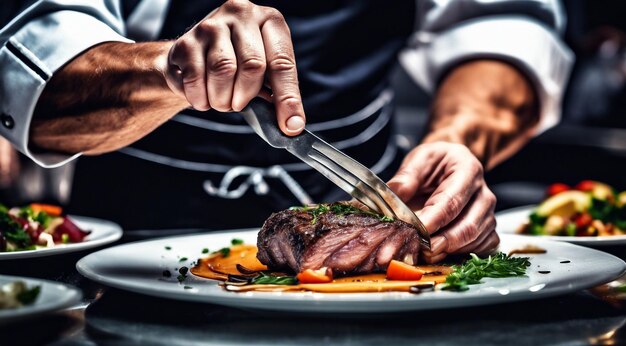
left=286, top=115, right=305, bottom=133
left=430, top=236, right=447, bottom=254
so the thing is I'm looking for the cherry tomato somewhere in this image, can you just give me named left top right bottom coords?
left=546, top=183, right=570, bottom=197
left=575, top=213, right=593, bottom=229
left=575, top=180, right=596, bottom=192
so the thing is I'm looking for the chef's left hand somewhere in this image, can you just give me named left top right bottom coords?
left=387, top=141, right=499, bottom=263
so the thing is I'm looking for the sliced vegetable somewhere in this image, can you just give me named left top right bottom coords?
left=386, top=260, right=424, bottom=281
left=29, top=203, right=62, bottom=217
left=535, top=190, right=591, bottom=217
left=546, top=183, right=570, bottom=197
left=296, top=267, right=333, bottom=283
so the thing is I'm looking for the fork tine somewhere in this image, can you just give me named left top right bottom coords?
left=308, top=147, right=398, bottom=218
left=304, top=151, right=387, bottom=214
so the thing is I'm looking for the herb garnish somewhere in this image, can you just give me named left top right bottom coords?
left=164, top=246, right=171, bottom=250
left=231, top=238, right=244, bottom=245
left=202, top=248, right=209, bottom=254
left=162, top=270, right=171, bottom=278
left=442, top=252, right=531, bottom=291
left=251, top=272, right=298, bottom=285
left=213, top=247, right=231, bottom=257
left=290, top=203, right=394, bottom=224
left=179, top=257, right=188, bottom=262
left=177, top=267, right=189, bottom=283
left=16, top=285, right=41, bottom=305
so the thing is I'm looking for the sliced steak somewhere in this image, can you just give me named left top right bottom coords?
left=256, top=203, right=422, bottom=276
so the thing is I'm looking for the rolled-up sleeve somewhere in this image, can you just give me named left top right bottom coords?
left=0, top=0, right=132, bottom=168
left=400, top=0, right=574, bottom=134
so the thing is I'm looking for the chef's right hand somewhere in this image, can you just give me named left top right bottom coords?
left=163, top=0, right=305, bottom=136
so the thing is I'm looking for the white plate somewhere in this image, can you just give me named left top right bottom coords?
left=76, top=229, right=626, bottom=313
left=0, top=275, right=82, bottom=324
left=0, top=216, right=123, bottom=260
left=496, top=205, right=626, bottom=246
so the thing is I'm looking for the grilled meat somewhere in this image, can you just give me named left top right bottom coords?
left=256, top=203, right=421, bottom=276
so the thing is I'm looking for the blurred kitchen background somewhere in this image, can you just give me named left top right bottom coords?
left=2, top=0, right=626, bottom=212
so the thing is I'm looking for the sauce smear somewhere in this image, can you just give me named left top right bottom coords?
left=191, top=245, right=452, bottom=293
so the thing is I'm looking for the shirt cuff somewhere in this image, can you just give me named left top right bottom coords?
left=0, top=10, right=133, bottom=168
left=399, top=16, right=574, bottom=134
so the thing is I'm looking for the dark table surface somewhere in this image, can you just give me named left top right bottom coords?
left=2, top=233, right=626, bottom=346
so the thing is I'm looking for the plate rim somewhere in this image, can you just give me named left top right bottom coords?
left=496, top=205, right=626, bottom=245
left=0, top=215, right=123, bottom=260
left=76, top=229, right=626, bottom=313
left=0, top=274, right=82, bottom=324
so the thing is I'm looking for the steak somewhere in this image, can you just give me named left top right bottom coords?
left=256, top=203, right=421, bottom=276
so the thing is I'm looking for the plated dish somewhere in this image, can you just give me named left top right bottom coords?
left=517, top=181, right=626, bottom=238
left=497, top=205, right=626, bottom=246
left=0, top=275, right=81, bottom=325
left=0, top=212, right=122, bottom=260
left=76, top=229, right=626, bottom=313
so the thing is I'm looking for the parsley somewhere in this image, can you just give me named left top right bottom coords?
left=179, top=257, right=188, bottom=262
left=202, top=248, right=209, bottom=254
left=162, top=270, right=171, bottom=278
left=442, top=252, right=531, bottom=291
left=251, top=272, right=298, bottom=285
left=165, top=246, right=171, bottom=250
left=291, top=203, right=394, bottom=224
left=231, top=238, right=244, bottom=245
left=213, top=247, right=231, bottom=257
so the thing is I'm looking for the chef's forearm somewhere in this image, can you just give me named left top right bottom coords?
left=29, top=41, right=187, bottom=155
left=422, top=60, right=539, bottom=170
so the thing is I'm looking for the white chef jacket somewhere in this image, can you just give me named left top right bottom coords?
left=0, top=0, right=573, bottom=168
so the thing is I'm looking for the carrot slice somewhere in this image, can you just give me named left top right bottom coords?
left=30, top=203, right=63, bottom=216
left=386, top=260, right=424, bottom=281
left=296, top=268, right=333, bottom=283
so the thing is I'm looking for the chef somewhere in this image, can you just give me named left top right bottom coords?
left=0, top=0, right=572, bottom=263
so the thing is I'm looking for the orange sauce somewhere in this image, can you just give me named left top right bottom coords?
left=191, top=245, right=452, bottom=293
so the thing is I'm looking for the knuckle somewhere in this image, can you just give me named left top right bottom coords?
left=240, top=57, right=266, bottom=75
left=223, top=0, right=251, bottom=14
left=442, top=192, right=463, bottom=220
left=262, top=7, right=285, bottom=22
left=452, top=223, right=479, bottom=251
left=209, top=58, right=237, bottom=78
left=171, top=39, right=194, bottom=61
left=268, top=54, right=296, bottom=72
left=196, top=19, right=220, bottom=36
left=485, top=190, right=497, bottom=207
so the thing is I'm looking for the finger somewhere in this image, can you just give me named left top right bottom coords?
left=261, top=9, right=306, bottom=135
left=422, top=185, right=496, bottom=257
left=415, top=159, right=483, bottom=234
left=422, top=249, right=448, bottom=264
left=168, top=37, right=210, bottom=111
left=471, top=230, right=500, bottom=256
left=205, top=23, right=237, bottom=112
left=451, top=215, right=496, bottom=254
left=231, top=24, right=266, bottom=111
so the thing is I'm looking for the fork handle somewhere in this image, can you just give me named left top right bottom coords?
left=241, top=97, right=292, bottom=149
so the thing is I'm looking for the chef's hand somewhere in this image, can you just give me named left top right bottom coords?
left=164, top=0, right=305, bottom=136
left=387, top=142, right=499, bottom=263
